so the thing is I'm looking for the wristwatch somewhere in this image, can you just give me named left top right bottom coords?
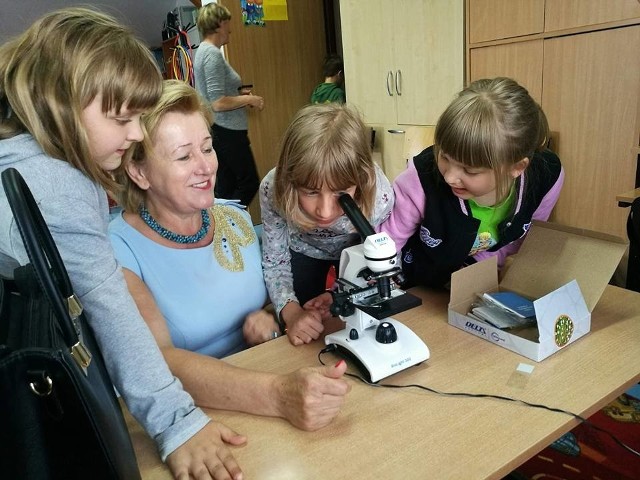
left=275, top=300, right=293, bottom=334
left=275, top=313, right=287, bottom=335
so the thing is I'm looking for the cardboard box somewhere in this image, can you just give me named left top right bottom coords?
left=448, top=221, right=628, bottom=361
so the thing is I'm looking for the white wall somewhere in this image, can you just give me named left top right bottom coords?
left=0, top=0, right=196, bottom=47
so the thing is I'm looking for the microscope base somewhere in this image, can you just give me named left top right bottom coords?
left=325, top=319, right=430, bottom=383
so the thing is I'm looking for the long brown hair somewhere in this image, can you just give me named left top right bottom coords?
left=0, top=7, right=162, bottom=192
left=273, top=103, right=376, bottom=230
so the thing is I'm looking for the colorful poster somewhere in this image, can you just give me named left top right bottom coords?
left=241, top=0, right=265, bottom=26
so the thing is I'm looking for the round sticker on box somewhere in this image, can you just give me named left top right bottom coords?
left=554, top=314, right=574, bottom=347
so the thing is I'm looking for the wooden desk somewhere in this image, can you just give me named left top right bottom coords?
left=616, top=187, right=640, bottom=207
left=126, top=286, right=640, bottom=479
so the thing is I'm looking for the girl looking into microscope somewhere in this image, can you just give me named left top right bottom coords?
left=379, top=77, right=564, bottom=288
left=259, top=103, right=394, bottom=346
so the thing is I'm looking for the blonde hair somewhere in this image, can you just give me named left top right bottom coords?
left=274, top=103, right=376, bottom=230
left=197, top=3, right=232, bottom=38
left=434, top=77, right=549, bottom=201
left=0, top=7, right=162, bottom=192
left=115, top=80, right=214, bottom=213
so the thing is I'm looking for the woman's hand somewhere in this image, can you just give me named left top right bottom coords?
left=275, top=360, right=351, bottom=431
left=243, top=309, right=280, bottom=346
left=280, top=301, right=324, bottom=346
left=165, top=421, right=247, bottom=480
left=246, top=94, right=264, bottom=111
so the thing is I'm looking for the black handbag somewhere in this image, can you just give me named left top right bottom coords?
left=0, top=168, right=141, bottom=479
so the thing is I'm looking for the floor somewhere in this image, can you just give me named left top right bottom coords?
left=513, top=385, right=640, bottom=480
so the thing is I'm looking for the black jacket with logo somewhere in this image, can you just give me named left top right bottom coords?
left=400, top=146, right=563, bottom=288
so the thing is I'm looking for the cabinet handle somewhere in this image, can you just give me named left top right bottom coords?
left=386, top=71, right=394, bottom=96
left=395, top=70, right=402, bottom=96
left=387, top=129, right=405, bottom=134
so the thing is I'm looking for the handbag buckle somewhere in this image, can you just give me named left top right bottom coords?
left=71, top=341, right=92, bottom=370
left=66, top=294, right=83, bottom=320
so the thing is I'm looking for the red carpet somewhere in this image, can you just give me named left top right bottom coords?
left=516, top=389, right=640, bottom=479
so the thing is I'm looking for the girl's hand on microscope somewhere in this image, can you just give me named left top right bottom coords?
left=280, top=301, right=324, bottom=346
left=303, top=292, right=333, bottom=320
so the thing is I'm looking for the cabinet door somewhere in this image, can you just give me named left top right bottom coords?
left=545, top=0, right=640, bottom=32
left=342, top=0, right=463, bottom=126
left=468, top=0, right=544, bottom=43
left=394, top=0, right=464, bottom=125
left=468, top=40, right=543, bottom=103
left=542, top=25, right=640, bottom=238
left=340, top=0, right=396, bottom=125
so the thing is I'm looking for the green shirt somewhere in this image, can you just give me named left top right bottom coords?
left=468, top=186, right=515, bottom=255
left=310, top=82, right=345, bottom=104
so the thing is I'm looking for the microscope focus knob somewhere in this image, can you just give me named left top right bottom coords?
left=375, top=322, right=398, bottom=344
left=330, top=295, right=356, bottom=317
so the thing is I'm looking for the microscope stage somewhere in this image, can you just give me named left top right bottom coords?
left=354, top=290, right=422, bottom=320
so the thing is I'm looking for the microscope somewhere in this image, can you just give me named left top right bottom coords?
left=324, top=194, right=430, bottom=382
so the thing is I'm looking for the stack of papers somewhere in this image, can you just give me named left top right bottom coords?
left=468, top=291, right=536, bottom=330
left=482, top=292, right=536, bottom=318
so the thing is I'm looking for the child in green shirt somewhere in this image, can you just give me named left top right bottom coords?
left=310, top=54, right=346, bottom=104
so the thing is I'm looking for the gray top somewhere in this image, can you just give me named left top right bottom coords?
left=0, top=134, right=210, bottom=461
left=194, top=41, right=247, bottom=131
left=259, top=165, right=394, bottom=315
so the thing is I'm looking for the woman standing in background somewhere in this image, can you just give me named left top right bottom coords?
left=194, top=2, right=264, bottom=207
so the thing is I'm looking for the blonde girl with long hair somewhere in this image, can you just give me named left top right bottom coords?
left=260, top=103, right=394, bottom=346
left=0, top=7, right=245, bottom=480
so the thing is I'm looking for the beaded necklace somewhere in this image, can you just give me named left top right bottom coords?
left=139, top=205, right=211, bottom=244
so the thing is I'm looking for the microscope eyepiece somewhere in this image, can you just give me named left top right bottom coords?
left=338, top=193, right=375, bottom=239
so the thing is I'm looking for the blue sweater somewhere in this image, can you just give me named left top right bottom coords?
left=109, top=202, right=268, bottom=358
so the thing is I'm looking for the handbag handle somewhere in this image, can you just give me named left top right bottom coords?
left=2, top=168, right=91, bottom=368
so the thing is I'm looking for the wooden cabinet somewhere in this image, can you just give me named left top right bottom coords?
left=340, top=1, right=394, bottom=126
left=468, top=0, right=544, bottom=43
left=541, top=26, right=640, bottom=236
left=468, top=0, right=640, bottom=43
left=467, top=0, right=640, bottom=240
left=340, top=0, right=463, bottom=127
left=340, top=0, right=463, bottom=181
left=544, top=0, right=640, bottom=32
left=468, top=40, right=543, bottom=103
